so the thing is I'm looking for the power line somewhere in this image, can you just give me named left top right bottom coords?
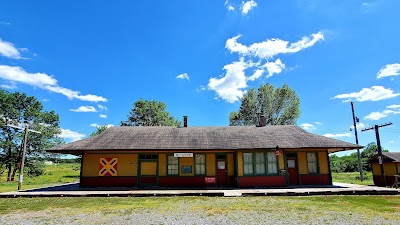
left=351, top=102, right=364, bottom=181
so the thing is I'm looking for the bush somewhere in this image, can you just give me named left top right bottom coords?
left=25, top=160, right=45, bottom=177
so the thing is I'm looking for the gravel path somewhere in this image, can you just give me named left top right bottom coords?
left=1, top=208, right=399, bottom=225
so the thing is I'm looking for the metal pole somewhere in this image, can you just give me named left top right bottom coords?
left=18, top=126, right=29, bottom=190
left=351, top=102, right=364, bottom=181
left=375, top=125, right=386, bottom=187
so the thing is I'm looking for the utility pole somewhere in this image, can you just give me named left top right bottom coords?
left=351, top=102, right=364, bottom=181
left=361, top=122, right=392, bottom=187
left=6, top=122, right=41, bottom=190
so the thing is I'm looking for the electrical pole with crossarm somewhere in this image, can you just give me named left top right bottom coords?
left=361, top=122, right=392, bottom=187
left=350, top=102, right=364, bottom=181
left=6, top=122, right=41, bottom=190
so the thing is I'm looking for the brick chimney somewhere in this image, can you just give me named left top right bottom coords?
left=183, top=116, right=188, bottom=127
left=260, top=115, right=266, bottom=127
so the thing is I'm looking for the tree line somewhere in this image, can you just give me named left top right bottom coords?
left=0, top=83, right=309, bottom=180
left=329, top=142, right=386, bottom=173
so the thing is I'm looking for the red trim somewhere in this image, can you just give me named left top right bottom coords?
left=238, top=176, right=285, bottom=187
left=299, top=174, right=330, bottom=185
left=159, top=176, right=235, bottom=187
left=80, top=177, right=137, bottom=187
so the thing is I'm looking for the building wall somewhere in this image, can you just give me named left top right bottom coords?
left=372, top=162, right=399, bottom=187
left=80, top=149, right=332, bottom=187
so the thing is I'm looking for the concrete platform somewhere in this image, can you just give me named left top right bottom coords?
left=0, top=182, right=399, bottom=198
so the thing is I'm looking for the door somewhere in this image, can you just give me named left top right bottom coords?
left=216, top=158, right=227, bottom=186
left=138, top=154, right=158, bottom=187
left=287, top=157, right=299, bottom=185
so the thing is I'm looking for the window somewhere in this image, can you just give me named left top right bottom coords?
left=243, top=153, right=254, bottom=175
left=255, top=153, right=265, bottom=175
left=139, top=154, right=157, bottom=160
left=307, top=152, right=318, bottom=173
left=267, top=152, right=278, bottom=174
left=167, top=155, right=178, bottom=175
left=195, top=154, right=206, bottom=175
left=243, top=152, right=279, bottom=175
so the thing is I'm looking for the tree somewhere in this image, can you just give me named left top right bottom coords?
left=229, top=83, right=300, bottom=126
left=0, top=89, right=63, bottom=181
left=90, top=125, right=108, bottom=137
left=121, top=99, right=181, bottom=126
left=329, top=142, right=388, bottom=173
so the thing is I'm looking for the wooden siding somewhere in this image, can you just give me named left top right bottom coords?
left=372, top=162, right=398, bottom=176
left=237, top=151, right=243, bottom=176
left=82, top=153, right=137, bottom=177
left=158, top=154, right=166, bottom=176
left=206, top=154, right=216, bottom=176
left=318, top=151, right=329, bottom=175
left=298, top=152, right=308, bottom=175
left=279, top=154, right=284, bottom=170
left=180, top=157, right=194, bottom=176
left=228, top=153, right=234, bottom=176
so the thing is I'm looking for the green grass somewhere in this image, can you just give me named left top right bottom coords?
left=332, top=172, right=374, bottom=185
left=0, top=196, right=398, bottom=218
left=0, top=163, right=80, bottom=193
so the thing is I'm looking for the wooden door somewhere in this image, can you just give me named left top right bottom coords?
left=217, top=159, right=227, bottom=186
left=139, top=161, right=158, bottom=187
left=287, top=157, right=299, bottom=185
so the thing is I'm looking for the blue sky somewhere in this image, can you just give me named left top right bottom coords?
left=0, top=0, right=400, bottom=155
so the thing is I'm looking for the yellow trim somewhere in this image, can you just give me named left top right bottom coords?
left=206, top=154, right=216, bottom=176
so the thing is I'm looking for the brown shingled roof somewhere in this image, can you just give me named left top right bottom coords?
left=369, top=152, right=400, bottom=163
left=47, top=125, right=362, bottom=155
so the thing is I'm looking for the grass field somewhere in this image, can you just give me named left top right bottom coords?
left=0, top=196, right=399, bottom=224
left=0, top=163, right=80, bottom=193
left=332, top=172, right=374, bottom=185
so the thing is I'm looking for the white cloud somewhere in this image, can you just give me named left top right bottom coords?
left=388, top=140, right=395, bottom=144
left=0, top=38, right=23, bottom=59
left=0, top=82, right=17, bottom=89
left=0, top=65, right=107, bottom=102
left=387, top=104, right=400, bottom=109
left=226, top=31, right=324, bottom=59
left=208, top=58, right=248, bottom=103
left=208, top=31, right=324, bottom=103
left=315, top=122, right=322, bottom=125
left=59, top=128, right=85, bottom=142
left=228, top=6, right=235, bottom=11
left=241, top=0, right=257, bottom=15
left=300, top=123, right=316, bottom=131
left=350, top=122, right=368, bottom=130
left=176, top=73, right=190, bottom=80
left=196, top=85, right=206, bottom=92
left=70, top=106, right=97, bottom=112
left=323, top=133, right=352, bottom=138
left=97, top=104, right=108, bottom=111
left=377, top=63, right=400, bottom=79
left=364, top=105, right=400, bottom=120
left=263, top=59, right=285, bottom=78
left=90, top=123, right=114, bottom=128
left=99, top=114, right=107, bottom=118
left=332, top=86, right=400, bottom=102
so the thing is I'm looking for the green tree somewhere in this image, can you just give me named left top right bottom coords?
left=229, top=83, right=300, bottom=126
left=90, top=125, right=108, bottom=137
left=121, top=99, right=181, bottom=127
left=0, top=89, right=63, bottom=181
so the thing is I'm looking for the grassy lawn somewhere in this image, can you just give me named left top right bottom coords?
left=0, top=196, right=399, bottom=224
left=0, top=163, right=80, bottom=193
left=332, top=172, right=374, bottom=185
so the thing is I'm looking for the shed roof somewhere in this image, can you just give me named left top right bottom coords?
left=48, top=125, right=361, bottom=155
left=368, top=152, right=400, bottom=163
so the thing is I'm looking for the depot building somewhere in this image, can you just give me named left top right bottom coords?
left=48, top=121, right=361, bottom=188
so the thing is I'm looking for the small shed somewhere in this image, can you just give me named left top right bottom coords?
left=368, top=152, right=400, bottom=187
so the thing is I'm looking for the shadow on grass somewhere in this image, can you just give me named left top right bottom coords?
left=63, top=175, right=80, bottom=178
